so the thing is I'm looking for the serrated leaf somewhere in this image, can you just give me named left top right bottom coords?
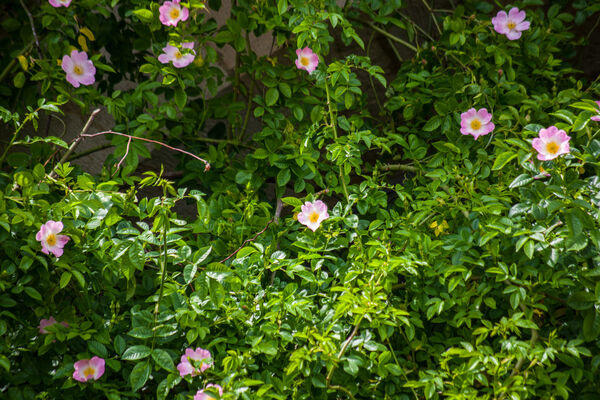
left=152, top=349, right=175, bottom=372
left=59, top=271, right=72, bottom=289
left=122, top=345, right=151, bottom=360
left=129, top=361, right=151, bottom=392
left=509, top=174, right=533, bottom=189
left=265, top=88, right=279, bottom=107
left=277, top=168, right=291, bottom=187
left=174, top=89, right=187, bottom=109
left=281, top=197, right=303, bottom=207
left=492, top=151, right=517, bottom=171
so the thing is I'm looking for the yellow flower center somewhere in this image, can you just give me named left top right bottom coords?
left=470, top=119, right=482, bottom=130
left=73, top=65, right=83, bottom=75
left=309, top=212, right=319, bottom=223
left=175, top=51, right=183, bottom=59
left=507, top=21, right=516, bottom=29
left=546, top=141, right=559, bottom=155
left=46, top=233, right=57, bottom=246
left=170, top=7, right=180, bottom=19
left=300, top=56, right=310, bottom=67
left=83, top=366, right=95, bottom=378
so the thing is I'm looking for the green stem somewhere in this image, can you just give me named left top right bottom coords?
left=324, top=79, right=349, bottom=200
left=349, top=17, right=417, bottom=52
left=419, top=0, right=442, bottom=35
left=0, top=105, right=41, bottom=168
left=152, top=190, right=169, bottom=350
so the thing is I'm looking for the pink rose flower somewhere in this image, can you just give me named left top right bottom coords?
left=194, top=384, right=223, bottom=400
left=158, top=42, right=195, bottom=68
left=36, top=220, right=70, bottom=258
left=177, top=347, right=212, bottom=377
left=297, top=200, right=329, bottom=232
left=460, top=108, right=495, bottom=140
left=532, top=126, right=570, bottom=161
left=38, top=316, right=69, bottom=334
left=295, top=47, right=319, bottom=74
left=61, top=50, right=96, bottom=88
left=48, top=0, right=71, bottom=7
left=159, top=0, right=189, bottom=27
left=492, top=7, right=530, bottom=40
left=73, top=356, right=105, bottom=382
left=591, top=101, right=600, bottom=122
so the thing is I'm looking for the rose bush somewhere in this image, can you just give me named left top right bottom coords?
left=1, top=0, right=600, bottom=399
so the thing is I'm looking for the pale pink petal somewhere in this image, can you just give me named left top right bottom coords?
left=158, top=54, right=170, bottom=64
left=177, top=359, right=194, bottom=377
left=89, top=357, right=105, bottom=380
left=539, top=126, right=557, bottom=141
left=516, top=21, right=530, bottom=31
left=180, top=7, right=189, bottom=21
left=505, top=30, right=522, bottom=40
left=57, top=235, right=70, bottom=247
left=509, top=8, right=526, bottom=23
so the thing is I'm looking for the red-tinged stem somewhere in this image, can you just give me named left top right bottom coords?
left=81, top=130, right=210, bottom=172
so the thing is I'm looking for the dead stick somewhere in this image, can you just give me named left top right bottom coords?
left=49, top=108, right=101, bottom=178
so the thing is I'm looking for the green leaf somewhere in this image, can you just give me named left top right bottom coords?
left=59, top=271, right=72, bottom=289
left=129, top=361, right=151, bottom=392
left=423, top=116, right=441, bottom=132
left=13, top=72, right=25, bottom=88
left=583, top=312, right=600, bottom=341
left=282, top=197, right=303, bottom=207
left=128, top=242, right=145, bottom=269
left=566, top=212, right=583, bottom=237
left=122, top=345, right=151, bottom=360
left=24, top=287, right=42, bottom=301
left=174, top=89, right=187, bottom=110
left=492, top=151, right=517, bottom=171
left=277, top=168, right=291, bottom=187
left=88, top=340, right=108, bottom=358
left=139, top=63, right=156, bottom=74
left=133, top=9, right=154, bottom=22
left=509, top=174, right=533, bottom=189
left=279, top=82, right=292, bottom=98
left=184, top=264, right=197, bottom=284
left=265, top=88, right=279, bottom=107
left=277, top=0, right=288, bottom=14
left=568, top=292, right=596, bottom=310
left=0, top=355, right=9, bottom=372
left=152, top=349, right=175, bottom=372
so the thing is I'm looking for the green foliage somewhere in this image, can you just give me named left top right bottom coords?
left=1, top=0, right=600, bottom=399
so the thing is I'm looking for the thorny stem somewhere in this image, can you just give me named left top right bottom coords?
left=324, top=78, right=349, bottom=200
left=112, top=137, right=132, bottom=177
left=325, top=316, right=363, bottom=397
left=67, top=143, right=113, bottom=161
left=419, top=0, right=442, bottom=35
left=49, top=109, right=101, bottom=177
left=18, top=0, right=42, bottom=58
left=81, top=130, right=210, bottom=171
left=220, top=218, right=275, bottom=263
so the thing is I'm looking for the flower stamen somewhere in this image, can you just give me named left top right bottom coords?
left=46, top=233, right=57, bottom=246
left=309, top=212, right=319, bottom=223
left=170, top=7, right=180, bottom=19
left=470, top=119, right=482, bottom=130
left=545, top=142, right=559, bottom=155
